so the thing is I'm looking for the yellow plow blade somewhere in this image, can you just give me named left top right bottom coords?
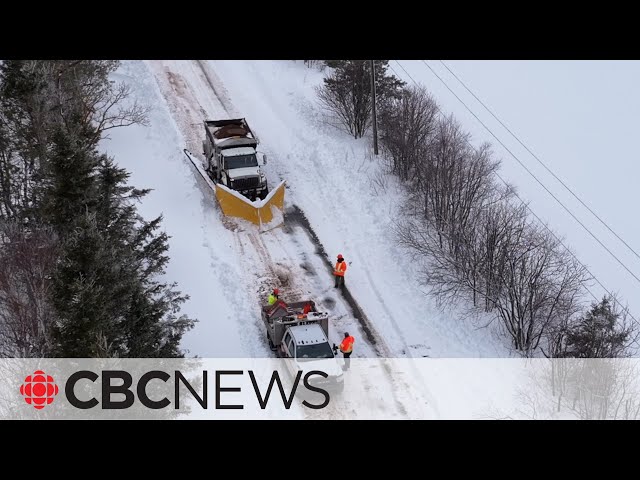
left=215, top=181, right=286, bottom=229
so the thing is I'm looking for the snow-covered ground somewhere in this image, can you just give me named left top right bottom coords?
left=204, top=60, right=507, bottom=357
left=104, top=60, right=511, bottom=365
left=81, top=60, right=640, bottom=418
left=391, top=60, right=640, bottom=320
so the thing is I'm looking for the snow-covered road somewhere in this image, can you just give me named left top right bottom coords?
left=107, top=60, right=508, bottom=361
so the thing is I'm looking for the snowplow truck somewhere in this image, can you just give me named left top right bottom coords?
left=262, top=300, right=344, bottom=392
left=203, top=118, right=268, bottom=200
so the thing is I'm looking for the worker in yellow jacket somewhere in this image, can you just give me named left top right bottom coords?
left=268, top=288, right=279, bottom=305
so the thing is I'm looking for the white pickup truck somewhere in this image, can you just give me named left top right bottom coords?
left=262, top=300, right=344, bottom=392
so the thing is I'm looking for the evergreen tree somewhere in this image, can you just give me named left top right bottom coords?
left=564, top=297, right=631, bottom=358
left=50, top=154, right=195, bottom=357
left=1, top=60, right=195, bottom=358
left=50, top=210, right=127, bottom=357
left=38, top=127, right=99, bottom=234
left=318, top=60, right=405, bottom=138
left=0, top=60, right=49, bottom=221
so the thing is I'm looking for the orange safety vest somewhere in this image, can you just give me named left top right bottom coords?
left=334, top=260, right=347, bottom=277
left=340, top=336, right=354, bottom=353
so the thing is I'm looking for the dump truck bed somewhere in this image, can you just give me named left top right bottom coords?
left=261, top=300, right=329, bottom=347
left=204, top=118, right=258, bottom=150
left=262, top=300, right=317, bottom=322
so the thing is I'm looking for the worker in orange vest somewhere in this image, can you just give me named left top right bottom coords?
left=339, top=332, right=355, bottom=370
left=334, top=254, right=347, bottom=289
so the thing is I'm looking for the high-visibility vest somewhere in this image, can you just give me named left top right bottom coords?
left=340, top=336, right=354, bottom=353
left=268, top=294, right=278, bottom=305
left=334, top=260, right=347, bottom=277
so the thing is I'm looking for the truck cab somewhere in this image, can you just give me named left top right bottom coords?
left=280, top=324, right=344, bottom=393
left=262, top=301, right=344, bottom=393
left=218, top=146, right=267, bottom=198
left=203, top=118, right=269, bottom=200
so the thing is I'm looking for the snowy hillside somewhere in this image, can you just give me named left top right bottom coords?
left=392, top=60, right=640, bottom=319
left=104, top=60, right=509, bottom=359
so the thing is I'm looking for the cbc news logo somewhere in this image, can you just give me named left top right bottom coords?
left=19, top=370, right=59, bottom=410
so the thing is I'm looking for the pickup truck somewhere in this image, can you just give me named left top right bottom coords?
left=262, top=300, right=344, bottom=392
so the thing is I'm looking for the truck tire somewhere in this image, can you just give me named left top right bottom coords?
left=267, top=332, right=276, bottom=351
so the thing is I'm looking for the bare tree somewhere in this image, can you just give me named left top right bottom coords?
left=378, top=86, right=439, bottom=182
left=396, top=196, right=588, bottom=356
left=491, top=224, right=588, bottom=354
left=549, top=358, right=640, bottom=419
left=29, top=60, right=150, bottom=148
left=414, top=117, right=499, bottom=236
left=0, top=60, right=149, bottom=222
left=0, top=221, right=58, bottom=357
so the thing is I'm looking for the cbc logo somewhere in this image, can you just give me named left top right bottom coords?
left=20, top=370, right=59, bottom=410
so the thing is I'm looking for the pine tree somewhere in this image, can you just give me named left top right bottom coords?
left=94, top=156, right=194, bottom=358
left=50, top=154, right=195, bottom=357
left=318, top=60, right=405, bottom=138
left=0, top=60, right=49, bottom=221
left=50, top=210, right=128, bottom=357
left=564, top=297, right=631, bottom=358
left=38, top=127, right=99, bottom=234
left=0, top=60, right=195, bottom=358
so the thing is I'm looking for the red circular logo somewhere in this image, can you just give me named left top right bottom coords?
left=19, top=370, right=59, bottom=410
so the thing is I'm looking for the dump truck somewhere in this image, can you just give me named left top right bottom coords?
left=262, top=300, right=344, bottom=392
left=202, top=118, right=269, bottom=200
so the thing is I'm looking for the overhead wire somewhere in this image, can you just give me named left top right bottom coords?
left=391, top=59, right=639, bottom=335
left=437, top=59, right=640, bottom=264
left=414, top=59, right=640, bottom=286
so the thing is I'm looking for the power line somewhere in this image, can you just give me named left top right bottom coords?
left=437, top=59, right=640, bottom=264
left=392, top=60, right=640, bottom=334
left=415, top=59, right=640, bottom=286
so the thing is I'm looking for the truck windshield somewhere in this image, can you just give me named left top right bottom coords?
left=296, top=343, right=334, bottom=359
left=224, top=154, right=258, bottom=170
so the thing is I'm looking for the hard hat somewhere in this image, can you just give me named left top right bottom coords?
left=273, top=288, right=279, bottom=295
left=337, top=254, right=344, bottom=259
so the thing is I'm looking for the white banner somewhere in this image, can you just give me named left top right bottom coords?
left=2, top=358, right=639, bottom=419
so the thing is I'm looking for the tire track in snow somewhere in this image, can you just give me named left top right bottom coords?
left=147, top=60, right=333, bottom=355
left=145, top=60, right=429, bottom=418
left=177, top=59, right=389, bottom=355
left=196, top=61, right=238, bottom=117
left=146, top=60, right=270, bottom=356
left=194, top=59, right=421, bottom=415
left=200, top=60, right=442, bottom=416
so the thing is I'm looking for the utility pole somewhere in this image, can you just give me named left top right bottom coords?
left=370, top=60, right=379, bottom=155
